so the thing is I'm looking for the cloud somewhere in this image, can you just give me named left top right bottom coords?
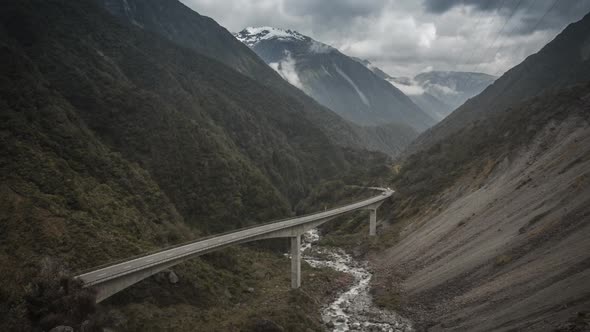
left=180, top=0, right=590, bottom=77
left=268, top=51, right=304, bottom=89
left=424, top=82, right=458, bottom=95
left=387, top=78, right=425, bottom=96
left=423, top=0, right=510, bottom=14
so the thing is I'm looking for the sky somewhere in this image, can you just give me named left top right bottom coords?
left=179, top=0, right=590, bottom=78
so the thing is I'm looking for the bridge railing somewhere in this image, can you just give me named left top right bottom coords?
left=75, top=189, right=390, bottom=276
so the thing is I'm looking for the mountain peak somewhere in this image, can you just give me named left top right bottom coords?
left=234, top=26, right=306, bottom=46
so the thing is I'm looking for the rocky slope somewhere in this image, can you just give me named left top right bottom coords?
left=368, top=14, right=590, bottom=330
left=372, top=82, right=590, bottom=331
left=235, top=27, right=435, bottom=131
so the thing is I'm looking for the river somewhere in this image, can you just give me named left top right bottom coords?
left=301, top=229, right=413, bottom=332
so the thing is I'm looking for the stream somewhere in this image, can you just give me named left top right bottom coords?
left=301, top=229, right=413, bottom=332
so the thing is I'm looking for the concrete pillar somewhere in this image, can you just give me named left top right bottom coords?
left=290, top=235, right=301, bottom=288
left=369, top=208, right=377, bottom=236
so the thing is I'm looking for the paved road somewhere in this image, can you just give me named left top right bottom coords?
left=77, top=188, right=393, bottom=286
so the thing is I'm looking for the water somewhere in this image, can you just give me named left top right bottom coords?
left=301, top=230, right=413, bottom=332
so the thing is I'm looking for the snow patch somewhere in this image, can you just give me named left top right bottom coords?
left=235, top=26, right=306, bottom=47
left=333, top=64, right=371, bottom=107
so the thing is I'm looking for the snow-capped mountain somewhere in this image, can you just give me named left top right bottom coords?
left=352, top=59, right=453, bottom=120
left=235, top=26, right=307, bottom=47
left=234, top=27, right=435, bottom=130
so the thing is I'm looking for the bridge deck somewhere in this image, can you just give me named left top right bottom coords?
left=77, top=189, right=393, bottom=288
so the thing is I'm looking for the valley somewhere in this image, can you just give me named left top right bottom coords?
left=1, top=0, right=589, bottom=332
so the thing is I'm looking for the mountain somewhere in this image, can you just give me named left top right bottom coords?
left=234, top=27, right=436, bottom=130
left=385, top=75, right=454, bottom=121
left=0, top=0, right=390, bottom=329
left=99, top=1, right=420, bottom=157
left=353, top=59, right=493, bottom=121
left=413, top=71, right=497, bottom=110
left=406, top=13, right=590, bottom=157
left=406, top=92, right=454, bottom=121
left=100, top=0, right=278, bottom=85
left=368, top=13, right=590, bottom=331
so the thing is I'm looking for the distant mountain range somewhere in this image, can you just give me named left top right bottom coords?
left=353, top=58, right=496, bottom=120
left=235, top=27, right=436, bottom=131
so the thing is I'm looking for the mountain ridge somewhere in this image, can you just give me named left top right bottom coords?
left=235, top=25, right=436, bottom=130
left=99, top=0, right=420, bottom=157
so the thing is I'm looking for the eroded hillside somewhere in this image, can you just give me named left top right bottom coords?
left=372, top=83, right=590, bottom=331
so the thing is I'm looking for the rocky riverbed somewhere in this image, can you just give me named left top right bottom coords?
left=301, top=230, right=413, bottom=332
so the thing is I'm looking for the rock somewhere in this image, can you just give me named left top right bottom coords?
left=168, top=270, right=179, bottom=284
left=80, top=320, right=90, bottom=332
left=326, top=321, right=335, bottom=328
left=246, top=287, right=255, bottom=293
left=49, top=326, right=74, bottom=332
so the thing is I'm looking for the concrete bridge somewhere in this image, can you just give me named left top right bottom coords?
left=76, top=189, right=394, bottom=302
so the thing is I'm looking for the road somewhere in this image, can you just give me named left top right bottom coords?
left=77, top=188, right=393, bottom=287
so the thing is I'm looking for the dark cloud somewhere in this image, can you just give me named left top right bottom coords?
left=424, top=0, right=590, bottom=35
left=423, top=0, right=507, bottom=14
left=284, top=0, right=388, bottom=19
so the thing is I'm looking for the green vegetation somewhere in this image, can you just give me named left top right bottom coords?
left=0, top=0, right=391, bottom=330
left=494, top=254, right=512, bottom=267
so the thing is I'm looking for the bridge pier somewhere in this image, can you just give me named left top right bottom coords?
left=77, top=190, right=394, bottom=301
left=369, top=208, right=377, bottom=236
left=290, top=235, right=301, bottom=288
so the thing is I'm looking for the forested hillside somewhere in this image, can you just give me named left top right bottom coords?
left=0, top=0, right=389, bottom=329
left=99, top=0, right=422, bottom=157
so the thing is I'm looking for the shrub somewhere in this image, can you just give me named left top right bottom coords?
left=24, top=258, right=100, bottom=331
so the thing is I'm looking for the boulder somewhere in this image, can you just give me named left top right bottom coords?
left=168, top=270, right=179, bottom=284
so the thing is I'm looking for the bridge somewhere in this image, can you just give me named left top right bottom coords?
left=76, top=188, right=394, bottom=302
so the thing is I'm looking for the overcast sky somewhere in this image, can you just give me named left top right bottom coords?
left=179, top=0, right=590, bottom=77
